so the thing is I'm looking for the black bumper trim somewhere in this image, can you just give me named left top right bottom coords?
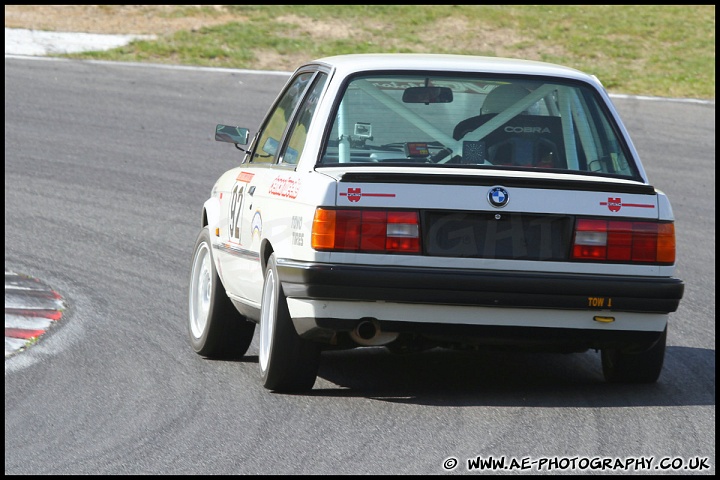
left=277, top=260, right=684, bottom=314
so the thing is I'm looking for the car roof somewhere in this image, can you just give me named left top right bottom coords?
left=310, top=53, right=598, bottom=84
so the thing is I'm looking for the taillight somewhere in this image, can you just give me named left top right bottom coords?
left=572, top=218, right=675, bottom=264
left=312, top=208, right=420, bottom=253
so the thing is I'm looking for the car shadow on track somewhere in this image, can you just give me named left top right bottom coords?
left=219, top=344, right=713, bottom=408
left=301, top=345, right=715, bottom=408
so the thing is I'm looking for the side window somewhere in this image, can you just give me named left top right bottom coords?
left=280, top=73, right=328, bottom=165
left=252, top=72, right=313, bottom=164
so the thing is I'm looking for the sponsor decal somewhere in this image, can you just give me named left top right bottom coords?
left=487, top=186, right=509, bottom=208
left=599, top=197, right=655, bottom=212
left=606, top=197, right=622, bottom=212
left=339, top=187, right=396, bottom=203
left=291, top=216, right=304, bottom=246
left=504, top=126, right=551, bottom=134
left=347, top=188, right=361, bottom=202
left=251, top=211, right=262, bottom=239
left=269, top=176, right=300, bottom=199
left=366, top=80, right=495, bottom=94
left=236, top=171, right=255, bottom=183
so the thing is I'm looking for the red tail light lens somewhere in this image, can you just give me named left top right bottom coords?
left=572, top=218, right=675, bottom=264
left=312, top=208, right=420, bottom=253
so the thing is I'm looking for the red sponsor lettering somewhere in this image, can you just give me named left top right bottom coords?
left=268, top=176, right=300, bottom=199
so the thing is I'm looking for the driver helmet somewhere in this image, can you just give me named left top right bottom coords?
left=482, top=84, right=535, bottom=115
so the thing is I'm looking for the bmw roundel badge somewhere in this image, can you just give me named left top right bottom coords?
left=488, top=186, right=509, bottom=208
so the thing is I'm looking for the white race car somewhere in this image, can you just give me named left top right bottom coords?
left=188, top=54, right=684, bottom=392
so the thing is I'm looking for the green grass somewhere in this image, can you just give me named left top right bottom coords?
left=63, top=5, right=715, bottom=99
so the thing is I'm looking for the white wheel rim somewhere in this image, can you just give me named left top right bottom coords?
left=259, top=268, right=276, bottom=372
left=189, top=242, right=212, bottom=339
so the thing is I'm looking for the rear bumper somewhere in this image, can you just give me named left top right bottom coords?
left=276, top=259, right=684, bottom=314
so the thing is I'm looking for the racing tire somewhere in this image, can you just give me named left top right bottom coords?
left=601, top=327, right=667, bottom=383
left=188, top=228, right=256, bottom=359
left=259, top=253, right=320, bottom=392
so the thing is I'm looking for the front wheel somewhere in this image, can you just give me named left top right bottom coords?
left=601, top=328, right=667, bottom=383
left=259, top=253, right=320, bottom=392
left=188, top=228, right=256, bottom=359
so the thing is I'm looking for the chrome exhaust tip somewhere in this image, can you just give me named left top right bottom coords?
left=350, top=318, right=399, bottom=346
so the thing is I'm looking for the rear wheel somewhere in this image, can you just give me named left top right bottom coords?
left=259, top=253, right=320, bottom=392
left=601, top=328, right=666, bottom=383
left=188, top=228, right=256, bottom=358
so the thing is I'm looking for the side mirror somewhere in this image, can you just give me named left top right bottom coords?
left=215, top=125, right=250, bottom=145
left=402, top=86, right=453, bottom=104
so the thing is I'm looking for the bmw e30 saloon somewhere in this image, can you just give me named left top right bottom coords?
left=188, top=54, right=684, bottom=392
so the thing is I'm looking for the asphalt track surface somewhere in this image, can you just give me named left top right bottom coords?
left=4, top=29, right=146, bottom=357
left=4, top=38, right=716, bottom=474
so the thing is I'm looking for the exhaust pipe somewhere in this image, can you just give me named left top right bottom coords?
left=350, top=318, right=399, bottom=346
